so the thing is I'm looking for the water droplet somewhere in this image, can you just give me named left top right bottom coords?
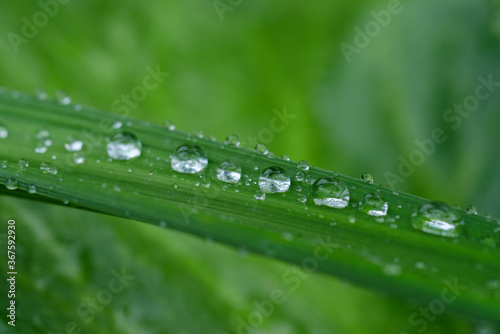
left=297, top=160, right=309, bottom=171
left=282, top=154, right=290, bottom=161
left=36, top=128, right=51, bottom=139
left=254, top=191, right=266, bottom=200
left=298, top=194, right=307, bottom=203
left=348, top=215, right=356, bottom=223
left=360, top=193, right=388, bottom=217
left=383, top=263, right=402, bottom=276
left=216, top=160, right=242, bottom=183
left=465, top=205, right=477, bottom=215
left=258, top=166, right=290, bottom=194
left=64, top=137, right=83, bottom=152
left=107, top=132, right=142, bottom=160
left=40, top=162, right=58, bottom=175
left=27, top=184, right=37, bottom=194
left=361, top=173, right=374, bottom=183
left=305, top=174, right=315, bottom=185
left=411, top=201, right=464, bottom=238
left=34, top=88, right=48, bottom=100
left=72, top=153, right=85, bottom=165
left=113, top=185, right=121, bottom=192
left=171, top=144, right=208, bottom=174
left=163, top=120, right=175, bottom=131
left=18, top=159, right=29, bottom=171
left=282, top=232, right=294, bottom=241
left=55, top=91, right=71, bottom=105
left=1, top=160, right=7, bottom=168
left=255, top=144, right=269, bottom=155
left=112, top=121, right=123, bottom=130
left=224, top=134, right=240, bottom=147
left=0, top=124, right=8, bottom=139
left=5, top=178, right=18, bottom=190
left=295, top=171, right=305, bottom=182
left=312, top=177, right=349, bottom=209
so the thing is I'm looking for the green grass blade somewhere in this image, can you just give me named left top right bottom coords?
left=0, top=89, right=499, bottom=323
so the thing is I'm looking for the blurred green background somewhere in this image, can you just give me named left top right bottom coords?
left=1, top=0, right=499, bottom=333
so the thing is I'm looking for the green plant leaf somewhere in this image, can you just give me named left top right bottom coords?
left=1, top=89, right=499, bottom=332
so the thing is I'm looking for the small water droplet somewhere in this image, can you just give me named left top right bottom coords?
left=360, top=193, right=388, bottom=217
left=0, top=124, right=8, bottom=139
left=36, top=128, right=51, bottom=139
left=305, top=174, right=315, bottom=185
left=383, top=263, right=402, bottom=276
left=64, top=137, right=83, bottom=152
left=112, top=121, right=123, bottom=129
left=225, top=134, right=240, bottom=147
left=163, top=120, right=175, bottom=131
left=18, top=159, right=29, bottom=171
left=361, top=173, right=374, bottom=183
left=295, top=171, right=305, bottom=181
left=34, top=88, right=48, bottom=100
left=465, top=205, right=478, bottom=215
left=40, top=162, right=58, bottom=175
left=411, top=201, right=464, bottom=238
left=113, top=185, right=121, bottom=192
left=282, top=154, right=290, bottom=161
left=1, top=160, right=7, bottom=168
left=297, top=160, right=309, bottom=171
left=298, top=194, right=307, bottom=203
left=5, top=178, right=18, bottom=190
left=254, top=190, right=266, bottom=200
left=312, top=177, right=349, bottom=209
left=348, top=215, right=356, bottom=223
left=55, top=91, right=71, bottom=105
left=107, top=132, right=142, bottom=160
left=282, top=232, right=294, bottom=241
left=258, top=166, right=290, bottom=194
left=216, top=160, right=242, bottom=183
left=27, top=184, right=37, bottom=194
left=171, top=144, right=208, bottom=174
left=255, top=144, right=269, bottom=155
left=72, top=152, right=85, bottom=165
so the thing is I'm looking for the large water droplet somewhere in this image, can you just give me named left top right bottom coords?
left=217, top=160, right=241, bottom=183
left=0, top=124, right=8, bottom=139
left=40, top=162, right=58, bottom=175
left=360, top=193, right=388, bottom=217
left=258, top=166, right=290, bottom=193
left=107, top=132, right=142, bottom=160
left=411, top=201, right=464, bottom=237
left=171, top=144, right=208, bottom=174
left=5, top=178, right=18, bottom=190
left=64, top=137, right=83, bottom=152
left=313, top=177, right=349, bottom=209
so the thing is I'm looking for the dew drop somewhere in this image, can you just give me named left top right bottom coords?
left=64, top=137, right=83, bottom=152
left=312, top=177, right=349, bottom=209
left=360, top=193, right=388, bottom=217
left=36, top=128, right=51, bottom=139
left=282, top=154, right=290, bottom=161
left=171, top=144, right=208, bottom=174
left=1, top=160, right=7, bottom=168
left=40, top=162, right=58, bottom=175
left=297, top=160, right=309, bottom=171
left=411, top=201, right=464, bottom=238
left=163, top=120, right=175, bottom=131
left=27, top=184, right=37, bottom=194
left=383, top=263, right=402, bottom=276
left=224, top=134, right=240, bottom=147
left=258, top=166, right=290, bottom=194
left=18, top=159, right=29, bottom=171
left=55, top=91, right=71, bottom=105
left=465, top=205, right=478, bottom=215
left=34, top=88, right=48, bottom=100
left=5, top=178, right=18, bottom=190
left=112, top=121, right=123, bottom=130
left=254, top=191, right=266, bottom=200
left=0, top=124, right=8, bottom=139
left=305, top=174, right=315, bottom=185
left=216, top=160, right=242, bottom=183
left=255, top=144, right=269, bottom=155
left=295, top=171, right=305, bottom=182
left=298, top=194, right=307, bottom=203
left=361, top=173, right=374, bottom=183
left=72, top=152, right=85, bottom=165
left=107, top=132, right=142, bottom=160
